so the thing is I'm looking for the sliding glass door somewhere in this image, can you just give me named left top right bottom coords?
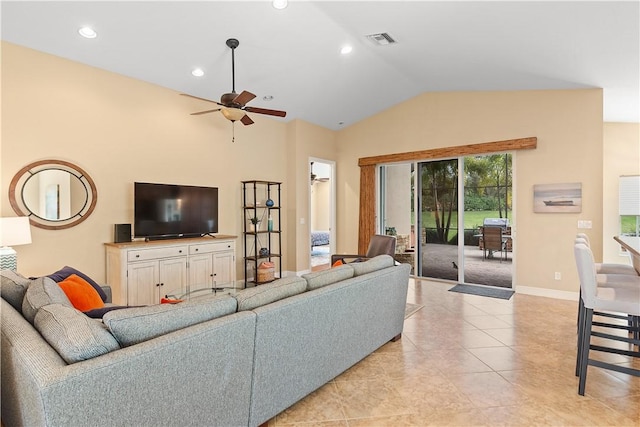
left=380, top=153, right=513, bottom=287
left=418, top=159, right=459, bottom=281
left=462, top=154, right=513, bottom=287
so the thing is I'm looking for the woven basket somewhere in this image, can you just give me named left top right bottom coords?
left=257, top=262, right=275, bottom=283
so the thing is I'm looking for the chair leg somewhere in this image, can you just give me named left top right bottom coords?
left=578, top=307, right=594, bottom=396
left=576, top=297, right=585, bottom=376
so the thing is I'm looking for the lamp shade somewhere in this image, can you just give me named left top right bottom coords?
left=0, top=217, right=32, bottom=247
left=221, top=107, right=245, bottom=122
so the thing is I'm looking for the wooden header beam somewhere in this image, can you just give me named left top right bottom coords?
left=358, top=137, right=537, bottom=167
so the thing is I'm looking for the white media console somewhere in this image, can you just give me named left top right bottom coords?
left=105, top=235, right=237, bottom=306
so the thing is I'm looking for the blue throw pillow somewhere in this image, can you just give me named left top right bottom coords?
left=84, top=305, right=138, bottom=319
left=47, top=266, right=108, bottom=303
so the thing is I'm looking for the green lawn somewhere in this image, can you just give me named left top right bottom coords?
left=418, top=210, right=511, bottom=230
left=621, top=215, right=639, bottom=234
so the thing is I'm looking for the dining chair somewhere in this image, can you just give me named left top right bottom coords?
left=482, top=226, right=505, bottom=262
left=573, top=242, right=640, bottom=395
left=576, top=233, right=637, bottom=275
left=574, top=237, right=640, bottom=365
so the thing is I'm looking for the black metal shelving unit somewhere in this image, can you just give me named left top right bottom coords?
left=241, top=180, right=282, bottom=286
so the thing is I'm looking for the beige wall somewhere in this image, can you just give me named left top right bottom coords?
left=336, top=90, right=604, bottom=296
left=1, top=42, right=334, bottom=281
left=603, top=122, right=640, bottom=263
left=3, top=42, right=637, bottom=297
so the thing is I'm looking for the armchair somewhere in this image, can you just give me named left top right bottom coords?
left=331, top=234, right=396, bottom=265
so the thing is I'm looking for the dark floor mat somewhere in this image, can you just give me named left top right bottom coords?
left=448, top=283, right=514, bottom=300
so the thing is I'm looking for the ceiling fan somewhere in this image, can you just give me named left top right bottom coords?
left=310, top=162, right=330, bottom=185
left=180, top=38, right=286, bottom=126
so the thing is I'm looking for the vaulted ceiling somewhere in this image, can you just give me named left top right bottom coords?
left=2, top=1, right=638, bottom=130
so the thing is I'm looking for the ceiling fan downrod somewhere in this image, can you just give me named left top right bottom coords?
left=226, top=38, right=239, bottom=94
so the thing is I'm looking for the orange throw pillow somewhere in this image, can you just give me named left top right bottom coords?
left=332, top=259, right=344, bottom=267
left=58, top=274, right=105, bottom=312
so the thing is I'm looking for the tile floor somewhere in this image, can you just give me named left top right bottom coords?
left=266, top=278, right=640, bottom=426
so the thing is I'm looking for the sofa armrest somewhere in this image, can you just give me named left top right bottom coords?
left=100, top=285, right=112, bottom=303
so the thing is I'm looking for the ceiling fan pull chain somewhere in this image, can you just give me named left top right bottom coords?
left=232, top=122, right=236, bottom=143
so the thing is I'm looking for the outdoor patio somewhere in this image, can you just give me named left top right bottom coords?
left=422, top=243, right=513, bottom=288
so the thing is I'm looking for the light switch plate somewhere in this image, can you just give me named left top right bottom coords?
left=577, top=220, right=592, bottom=229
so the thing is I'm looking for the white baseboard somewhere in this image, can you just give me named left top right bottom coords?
left=515, top=285, right=579, bottom=301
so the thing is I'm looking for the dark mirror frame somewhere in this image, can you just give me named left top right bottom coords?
left=9, top=159, right=98, bottom=230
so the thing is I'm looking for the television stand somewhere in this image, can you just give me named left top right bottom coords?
left=105, top=235, right=237, bottom=305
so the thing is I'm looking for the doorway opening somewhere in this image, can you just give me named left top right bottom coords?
left=309, top=158, right=336, bottom=271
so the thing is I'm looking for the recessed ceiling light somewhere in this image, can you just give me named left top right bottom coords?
left=340, top=45, right=353, bottom=55
left=78, top=26, right=97, bottom=39
left=191, top=68, right=205, bottom=77
left=263, top=95, right=274, bottom=101
left=272, top=0, right=288, bottom=10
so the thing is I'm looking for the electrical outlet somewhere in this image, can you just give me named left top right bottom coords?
left=554, top=272, right=561, bottom=280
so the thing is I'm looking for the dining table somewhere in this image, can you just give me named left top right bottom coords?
left=613, top=235, right=640, bottom=275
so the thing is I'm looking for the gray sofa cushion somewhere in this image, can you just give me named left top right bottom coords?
left=34, top=304, right=120, bottom=364
left=235, top=276, right=307, bottom=311
left=351, top=254, right=395, bottom=276
left=22, top=277, right=72, bottom=324
left=1, top=270, right=31, bottom=312
left=303, top=265, right=354, bottom=290
left=103, top=294, right=237, bottom=346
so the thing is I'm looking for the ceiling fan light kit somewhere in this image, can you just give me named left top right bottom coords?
left=180, top=37, right=287, bottom=132
left=221, top=107, right=245, bottom=122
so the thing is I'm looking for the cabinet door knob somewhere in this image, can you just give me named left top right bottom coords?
left=156, top=283, right=160, bottom=287
left=136, top=254, right=140, bottom=258
left=179, top=250, right=183, bottom=253
left=195, top=248, right=199, bottom=251
left=160, top=283, right=164, bottom=287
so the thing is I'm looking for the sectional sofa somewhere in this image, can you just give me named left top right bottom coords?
left=1, top=255, right=410, bottom=427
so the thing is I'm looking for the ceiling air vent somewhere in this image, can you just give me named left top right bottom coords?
left=365, top=32, right=397, bottom=46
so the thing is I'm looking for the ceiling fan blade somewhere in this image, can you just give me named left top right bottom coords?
left=240, top=115, right=254, bottom=126
left=180, top=93, right=223, bottom=106
left=244, top=106, right=287, bottom=117
left=191, top=108, right=221, bottom=115
left=233, top=91, right=256, bottom=106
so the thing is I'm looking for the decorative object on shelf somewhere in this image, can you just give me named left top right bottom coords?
left=249, top=217, right=261, bottom=232
left=259, top=247, right=269, bottom=257
left=267, top=214, right=273, bottom=231
left=0, top=217, right=32, bottom=271
left=257, top=261, right=275, bottom=284
left=266, top=198, right=274, bottom=207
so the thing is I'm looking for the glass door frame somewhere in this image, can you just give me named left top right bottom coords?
left=378, top=151, right=515, bottom=286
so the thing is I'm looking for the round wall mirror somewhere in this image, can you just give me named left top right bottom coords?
left=9, top=160, right=97, bottom=230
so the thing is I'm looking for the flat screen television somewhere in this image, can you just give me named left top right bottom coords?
left=134, top=182, right=218, bottom=240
